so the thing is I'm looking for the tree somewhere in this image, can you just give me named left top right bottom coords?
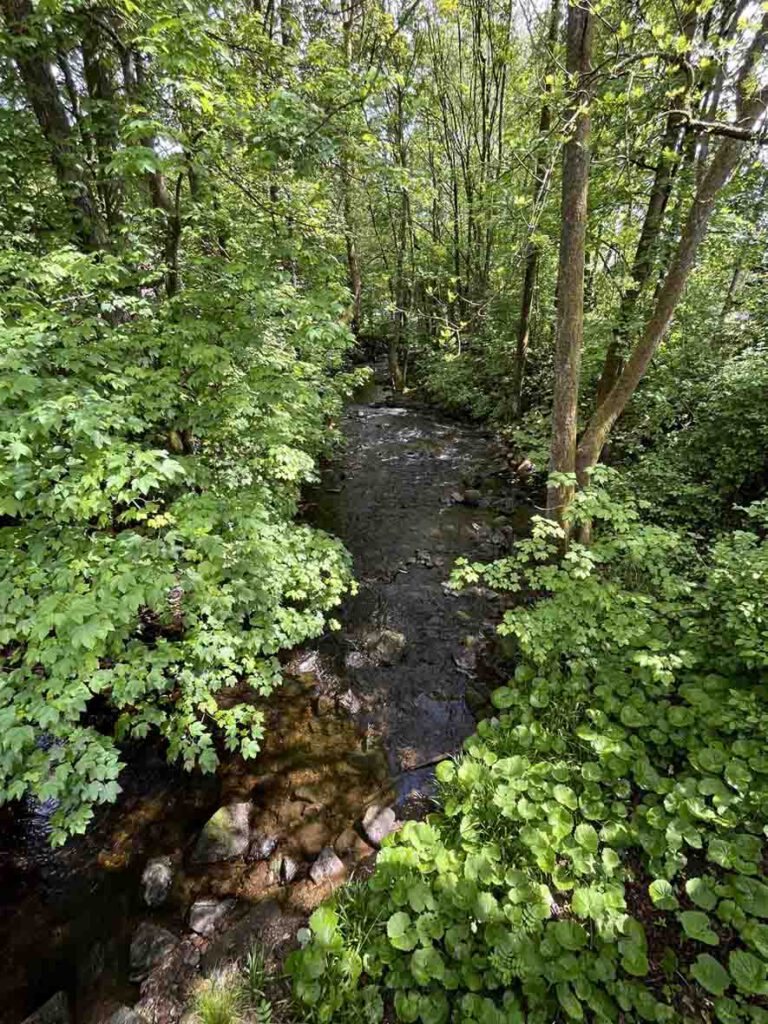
left=546, top=0, right=594, bottom=524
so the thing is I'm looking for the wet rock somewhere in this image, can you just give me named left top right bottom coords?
left=141, top=855, right=174, bottom=907
left=361, top=804, right=398, bottom=846
left=188, top=898, right=236, bottom=937
left=309, top=847, right=346, bottom=885
left=463, top=488, right=482, bottom=505
left=102, top=1006, right=146, bottom=1024
left=21, top=992, right=70, bottom=1024
left=364, top=628, right=406, bottom=665
left=129, top=922, right=177, bottom=981
left=247, top=832, right=278, bottom=862
left=190, top=802, right=250, bottom=863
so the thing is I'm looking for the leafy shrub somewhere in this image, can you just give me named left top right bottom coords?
left=288, top=474, right=768, bottom=1023
left=0, top=248, right=359, bottom=843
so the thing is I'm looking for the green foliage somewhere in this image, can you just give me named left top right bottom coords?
left=288, top=474, right=768, bottom=1022
left=0, top=247, right=357, bottom=843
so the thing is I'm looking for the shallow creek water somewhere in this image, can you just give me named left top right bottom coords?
left=0, top=378, right=531, bottom=1024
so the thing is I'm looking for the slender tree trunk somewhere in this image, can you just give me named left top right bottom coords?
left=594, top=110, right=685, bottom=402
left=546, top=0, right=594, bottom=525
left=341, top=6, right=362, bottom=336
left=512, top=0, right=561, bottom=417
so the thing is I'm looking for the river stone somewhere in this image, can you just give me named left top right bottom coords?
left=21, top=992, right=70, bottom=1024
left=247, top=831, right=278, bottom=862
left=190, top=802, right=250, bottom=863
left=141, top=856, right=173, bottom=907
left=362, top=804, right=398, bottom=846
left=129, top=922, right=177, bottom=981
left=188, top=898, right=236, bottom=937
left=309, top=847, right=346, bottom=885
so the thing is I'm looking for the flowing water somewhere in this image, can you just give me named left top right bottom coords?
left=0, top=376, right=531, bottom=1024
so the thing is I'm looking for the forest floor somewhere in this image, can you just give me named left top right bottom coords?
left=0, top=373, right=533, bottom=1024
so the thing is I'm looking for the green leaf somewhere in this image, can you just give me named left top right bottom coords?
left=574, top=823, right=599, bottom=853
left=387, top=911, right=417, bottom=951
left=729, top=950, right=767, bottom=995
left=686, top=877, right=717, bottom=911
left=649, top=879, right=679, bottom=910
left=691, top=954, right=730, bottom=996
left=553, top=920, right=588, bottom=951
left=679, top=910, right=719, bottom=946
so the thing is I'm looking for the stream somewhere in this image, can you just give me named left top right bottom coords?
left=0, top=375, right=531, bottom=1024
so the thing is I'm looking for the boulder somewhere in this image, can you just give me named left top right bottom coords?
left=188, top=898, right=236, bottom=937
left=129, top=922, right=177, bottom=982
left=141, top=856, right=174, bottom=907
left=309, top=847, right=346, bottom=885
left=21, top=992, right=70, bottom=1024
left=361, top=804, right=398, bottom=846
left=190, top=802, right=250, bottom=864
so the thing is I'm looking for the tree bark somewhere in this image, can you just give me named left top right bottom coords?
left=546, top=0, right=594, bottom=525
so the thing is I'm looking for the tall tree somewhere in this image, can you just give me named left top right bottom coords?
left=546, top=0, right=594, bottom=525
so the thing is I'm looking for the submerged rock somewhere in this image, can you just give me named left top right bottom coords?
left=141, top=856, right=174, bottom=907
left=188, top=898, right=236, bottom=937
left=129, top=922, right=177, bottom=981
left=361, top=804, right=398, bottom=846
left=364, top=628, right=406, bottom=665
left=21, top=992, right=70, bottom=1024
left=190, top=802, right=250, bottom=863
left=309, top=847, right=346, bottom=884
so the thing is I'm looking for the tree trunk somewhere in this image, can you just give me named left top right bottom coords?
left=512, top=0, right=561, bottom=417
left=546, top=0, right=594, bottom=525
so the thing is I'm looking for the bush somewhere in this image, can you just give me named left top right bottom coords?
left=0, top=248, right=360, bottom=844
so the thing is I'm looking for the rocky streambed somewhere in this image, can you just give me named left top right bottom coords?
left=0, top=379, right=532, bottom=1024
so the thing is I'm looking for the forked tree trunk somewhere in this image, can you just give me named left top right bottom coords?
left=546, top=0, right=594, bottom=525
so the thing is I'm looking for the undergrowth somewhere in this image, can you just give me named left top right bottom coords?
left=286, top=472, right=768, bottom=1023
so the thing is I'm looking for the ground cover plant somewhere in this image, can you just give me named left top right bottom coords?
left=288, top=476, right=768, bottom=1023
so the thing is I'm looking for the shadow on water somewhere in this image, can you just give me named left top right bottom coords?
left=0, top=365, right=533, bottom=1024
